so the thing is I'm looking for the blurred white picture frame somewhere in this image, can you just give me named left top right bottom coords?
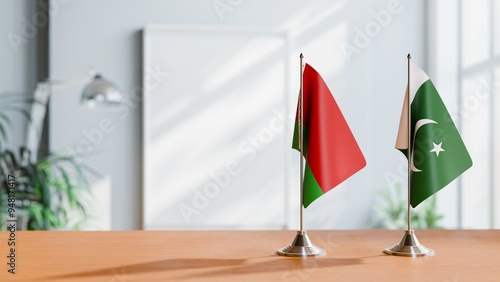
left=142, top=24, right=292, bottom=230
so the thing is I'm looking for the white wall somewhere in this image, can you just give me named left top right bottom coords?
left=0, top=0, right=38, bottom=150
left=49, top=0, right=426, bottom=230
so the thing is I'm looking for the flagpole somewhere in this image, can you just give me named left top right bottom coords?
left=299, top=53, right=304, bottom=232
left=383, top=53, right=434, bottom=257
left=277, top=53, right=325, bottom=257
left=407, top=53, right=412, bottom=232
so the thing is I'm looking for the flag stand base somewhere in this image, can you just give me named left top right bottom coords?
left=277, top=230, right=326, bottom=257
left=383, top=230, right=434, bottom=257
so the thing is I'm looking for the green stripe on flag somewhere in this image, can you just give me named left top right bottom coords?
left=292, top=121, right=310, bottom=156
left=303, top=164, right=324, bottom=208
left=292, top=122, right=322, bottom=207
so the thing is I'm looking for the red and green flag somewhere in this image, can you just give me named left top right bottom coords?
left=293, top=64, right=366, bottom=208
left=395, top=62, right=473, bottom=207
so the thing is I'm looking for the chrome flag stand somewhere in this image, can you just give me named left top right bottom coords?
left=383, top=54, right=434, bottom=257
left=384, top=230, right=434, bottom=257
left=277, top=230, right=326, bottom=257
left=277, top=53, right=325, bottom=257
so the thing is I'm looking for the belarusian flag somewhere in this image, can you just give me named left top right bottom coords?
left=293, top=64, right=366, bottom=208
left=396, top=62, right=473, bottom=208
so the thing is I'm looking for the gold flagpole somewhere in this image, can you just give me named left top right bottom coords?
left=383, top=54, right=434, bottom=257
left=277, top=53, right=325, bottom=257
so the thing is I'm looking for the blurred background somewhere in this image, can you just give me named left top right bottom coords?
left=0, top=0, right=498, bottom=230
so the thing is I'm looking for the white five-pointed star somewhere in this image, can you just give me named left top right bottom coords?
left=430, top=142, right=445, bottom=157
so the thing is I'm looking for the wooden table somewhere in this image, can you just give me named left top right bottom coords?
left=0, top=230, right=499, bottom=281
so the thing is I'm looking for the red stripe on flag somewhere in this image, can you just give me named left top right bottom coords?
left=300, top=64, right=366, bottom=193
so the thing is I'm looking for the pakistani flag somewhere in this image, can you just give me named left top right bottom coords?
left=293, top=64, right=366, bottom=208
left=396, top=62, right=473, bottom=208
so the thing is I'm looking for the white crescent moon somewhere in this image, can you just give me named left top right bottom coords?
left=410, top=119, right=438, bottom=172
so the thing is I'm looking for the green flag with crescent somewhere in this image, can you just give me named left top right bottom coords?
left=395, top=62, right=473, bottom=208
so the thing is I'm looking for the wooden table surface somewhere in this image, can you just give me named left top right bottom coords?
left=0, top=230, right=499, bottom=281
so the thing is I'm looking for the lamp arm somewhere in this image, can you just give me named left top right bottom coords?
left=25, top=82, right=51, bottom=162
left=43, top=67, right=97, bottom=90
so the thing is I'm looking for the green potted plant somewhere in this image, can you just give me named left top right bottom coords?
left=0, top=92, right=93, bottom=230
left=373, top=182, right=444, bottom=229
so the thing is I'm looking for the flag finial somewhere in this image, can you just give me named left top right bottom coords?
left=407, top=53, right=411, bottom=59
left=300, top=53, right=303, bottom=59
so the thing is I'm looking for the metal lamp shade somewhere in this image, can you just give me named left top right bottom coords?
left=81, top=74, right=122, bottom=106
